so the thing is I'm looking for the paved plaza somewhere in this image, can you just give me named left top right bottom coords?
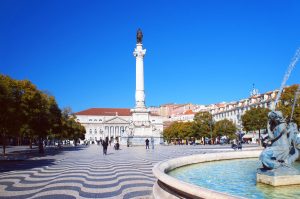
left=0, top=144, right=259, bottom=199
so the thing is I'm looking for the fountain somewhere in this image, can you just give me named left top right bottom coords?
left=257, top=111, right=300, bottom=186
left=257, top=48, right=300, bottom=186
left=152, top=48, right=300, bottom=198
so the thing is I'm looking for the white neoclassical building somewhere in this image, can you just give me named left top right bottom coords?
left=75, top=108, right=163, bottom=145
left=75, top=29, right=164, bottom=145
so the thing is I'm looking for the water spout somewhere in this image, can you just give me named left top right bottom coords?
left=274, top=48, right=300, bottom=110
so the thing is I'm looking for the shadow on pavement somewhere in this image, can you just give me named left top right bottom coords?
left=0, top=146, right=87, bottom=161
left=0, top=159, right=56, bottom=172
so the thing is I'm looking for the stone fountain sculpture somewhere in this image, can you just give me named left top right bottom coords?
left=257, top=110, right=300, bottom=186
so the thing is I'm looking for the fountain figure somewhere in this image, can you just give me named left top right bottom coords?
left=257, top=110, right=300, bottom=186
left=260, top=111, right=300, bottom=170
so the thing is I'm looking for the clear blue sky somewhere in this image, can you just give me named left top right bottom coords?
left=1, top=0, right=300, bottom=112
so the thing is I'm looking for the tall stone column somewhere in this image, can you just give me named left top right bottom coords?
left=123, top=28, right=163, bottom=146
left=133, top=43, right=146, bottom=109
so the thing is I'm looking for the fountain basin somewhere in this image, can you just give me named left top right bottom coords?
left=152, top=150, right=262, bottom=199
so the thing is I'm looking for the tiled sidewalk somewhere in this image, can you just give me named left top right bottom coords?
left=0, top=144, right=258, bottom=199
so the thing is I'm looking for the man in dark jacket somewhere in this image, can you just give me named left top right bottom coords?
left=145, top=138, right=150, bottom=149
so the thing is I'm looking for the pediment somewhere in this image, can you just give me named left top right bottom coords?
left=105, top=116, right=130, bottom=124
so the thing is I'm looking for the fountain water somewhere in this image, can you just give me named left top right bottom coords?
left=274, top=48, right=300, bottom=110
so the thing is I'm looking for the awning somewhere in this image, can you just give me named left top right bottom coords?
left=243, top=133, right=255, bottom=139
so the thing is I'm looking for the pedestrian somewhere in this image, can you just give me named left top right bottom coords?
left=114, top=140, right=120, bottom=150
left=151, top=137, right=154, bottom=149
left=145, top=138, right=150, bottom=149
left=102, top=137, right=109, bottom=155
left=238, top=141, right=242, bottom=150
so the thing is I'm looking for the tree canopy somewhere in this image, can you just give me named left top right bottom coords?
left=0, top=75, right=86, bottom=155
left=163, top=112, right=216, bottom=143
left=163, top=121, right=194, bottom=141
left=213, top=119, right=237, bottom=139
left=241, top=107, right=270, bottom=132
left=241, top=106, right=270, bottom=145
left=277, top=84, right=300, bottom=126
left=193, top=111, right=214, bottom=138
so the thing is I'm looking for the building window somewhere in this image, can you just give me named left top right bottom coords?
left=89, top=129, right=92, bottom=134
left=89, top=119, right=92, bottom=121
left=94, top=129, right=97, bottom=134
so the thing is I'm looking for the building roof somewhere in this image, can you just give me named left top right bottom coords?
left=76, top=107, right=160, bottom=117
left=183, top=110, right=195, bottom=115
left=251, top=95, right=261, bottom=99
left=75, top=108, right=132, bottom=116
left=216, top=103, right=226, bottom=108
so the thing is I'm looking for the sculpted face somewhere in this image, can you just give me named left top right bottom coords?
left=268, top=111, right=285, bottom=131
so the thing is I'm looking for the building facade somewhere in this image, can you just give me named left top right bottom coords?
left=75, top=108, right=163, bottom=145
left=210, top=90, right=278, bottom=130
left=160, top=89, right=278, bottom=132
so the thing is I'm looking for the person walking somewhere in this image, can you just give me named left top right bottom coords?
left=145, top=138, right=150, bottom=149
left=102, top=137, right=109, bottom=155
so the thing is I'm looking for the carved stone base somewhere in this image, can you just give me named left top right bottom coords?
left=257, top=167, right=300, bottom=186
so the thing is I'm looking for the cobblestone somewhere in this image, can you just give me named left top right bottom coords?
left=0, top=144, right=259, bottom=198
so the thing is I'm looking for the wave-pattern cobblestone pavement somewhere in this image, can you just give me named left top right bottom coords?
left=0, top=144, right=247, bottom=199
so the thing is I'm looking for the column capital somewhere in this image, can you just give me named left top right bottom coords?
left=133, top=46, right=146, bottom=58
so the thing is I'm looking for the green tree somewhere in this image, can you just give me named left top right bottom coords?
left=1, top=75, right=82, bottom=155
left=19, top=80, right=39, bottom=149
left=213, top=119, right=237, bottom=140
left=278, top=84, right=300, bottom=126
left=0, top=75, right=23, bottom=155
left=193, top=111, right=214, bottom=143
left=67, top=118, right=86, bottom=146
left=163, top=121, right=195, bottom=144
left=20, top=80, right=62, bottom=153
left=47, top=96, right=62, bottom=140
left=241, top=107, right=270, bottom=145
left=60, top=108, right=85, bottom=146
left=178, top=122, right=194, bottom=140
left=163, top=122, right=179, bottom=141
